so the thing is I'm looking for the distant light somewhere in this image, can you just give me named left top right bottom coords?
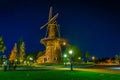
left=69, top=50, right=72, bottom=55
left=15, top=59, right=17, bottom=62
left=92, top=56, right=95, bottom=60
left=24, top=61, right=27, bottom=64
left=29, top=57, right=33, bottom=61
left=63, top=42, right=66, bottom=45
left=64, top=54, right=67, bottom=57
left=78, top=57, right=81, bottom=60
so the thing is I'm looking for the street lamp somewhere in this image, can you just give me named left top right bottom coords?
left=69, top=50, right=73, bottom=71
left=92, top=56, right=95, bottom=63
left=64, top=54, right=67, bottom=58
left=69, top=50, right=72, bottom=55
left=29, top=57, right=33, bottom=61
left=92, top=56, right=95, bottom=60
left=63, top=54, right=67, bottom=65
left=78, top=57, right=81, bottom=60
left=63, top=42, right=66, bottom=46
left=29, top=57, right=33, bottom=66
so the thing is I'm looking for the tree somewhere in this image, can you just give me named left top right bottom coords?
left=19, top=42, right=26, bottom=63
left=17, top=38, right=23, bottom=59
left=0, top=36, right=6, bottom=54
left=115, top=54, right=119, bottom=64
left=85, top=51, right=91, bottom=63
left=9, top=43, right=17, bottom=61
left=64, top=45, right=82, bottom=62
left=37, top=51, right=45, bottom=59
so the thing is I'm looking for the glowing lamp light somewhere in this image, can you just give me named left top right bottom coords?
left=68, top=50, right=73, bottom=71
left=78, top=57, right=81, bottom=60
left=69, top=50, right=72, bottom=55
left=63, top=42, right=66, bottom=45
left=29, top=57, right=33, bottom=61
left=92, top=56, right=95, bottom=60
left=15, top=59, right=18, bottom=62
left=64, top=54, right=67, bottom=58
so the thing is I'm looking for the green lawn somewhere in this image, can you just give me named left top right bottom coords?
left=0, top=70, right=120, bottom=80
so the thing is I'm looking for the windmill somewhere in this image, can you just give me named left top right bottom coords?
left=37, top=7, right=67, bottom=64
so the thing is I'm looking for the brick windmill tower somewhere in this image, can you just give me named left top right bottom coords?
left=37, top=7, right=66, bottom=63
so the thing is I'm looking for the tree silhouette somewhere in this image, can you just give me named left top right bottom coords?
left=19, top=42, right=25, bottom=63
left=9, top=43, right=17, bottom=61
left=0, top=36, right=6, bottom=54
left=17, top=38, right=23, bottom=59
left=115, top=54, right=119, bottom=64
left=85, top=51, right=91, bottom=63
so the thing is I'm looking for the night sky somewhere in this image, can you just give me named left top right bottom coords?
left=0, top=0, right=120, bottom=58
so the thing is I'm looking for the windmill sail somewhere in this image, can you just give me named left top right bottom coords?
left=40, top=13, right=59, bottom=29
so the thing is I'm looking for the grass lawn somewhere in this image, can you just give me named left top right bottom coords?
left=0, top=70, right=120, bottom=80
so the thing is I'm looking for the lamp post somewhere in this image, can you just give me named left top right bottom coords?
left=29, top=57, right=33, bottom=61
left=64, top=54, right=67, bottom=58
left=29, top=57, right=33, bottom=66
left=69, top=50, right=73, bottom=71
left=63, top=54, right=67, bottom=65
left=92, top=56, right=95, bottom=63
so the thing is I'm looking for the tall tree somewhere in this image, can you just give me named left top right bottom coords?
left=17, top=38, right=23, bottom=58
left=0, top=36, right=6, bottom=54
left=85, top=51, right=91, bottom=63
left=19, top=42, right=25, bottom=63
left=115, top=54, right=119, bottom=64
left=9, top=43, right=17, bottom=61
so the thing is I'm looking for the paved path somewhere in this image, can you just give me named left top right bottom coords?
left=0, top=65, right=120, bottom=74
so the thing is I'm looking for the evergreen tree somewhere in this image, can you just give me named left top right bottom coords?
left=19, top=42, right=25, bottom=63
left=9, top=43, right=17, bottom=61
left=0, top=36, right=6, bottom=54
left=115, top=54, right=119, bottom=64
left=17, top=38, right=23, bottom=59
